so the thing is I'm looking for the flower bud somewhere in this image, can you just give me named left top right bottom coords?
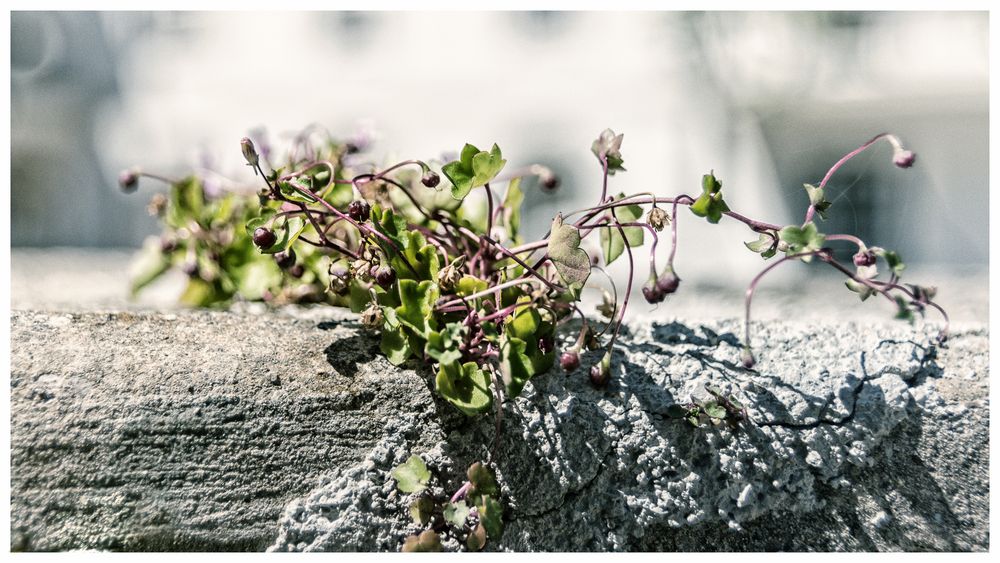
left=421, top=170, right=440, bottom=188
left=289, top=264, right=305, bottom=278
left=374, top=264, right=397, bottom=289
left=118, top=168, right=140, bottom=193
left=647, top=206, right=668, bottom=232
left=893, top=149, right=916, bottom=169
left=589, top=352, right=612, bottom=388
left=560, top=351, right=580, bottom=372
left=347, top=200, right=371, bottom=222
left=536, top=167, right=559, bottom=192
left=241, top=137, right=259, bottom=170
left=853, top=250, right=876, bottom=267
left=642, top=273, right=665, bottom=304
left=328, top=262, right=351, bottom=294
left=275, top=249, right=296, bottom=270
left=655, top=267, right=681, bottom=295
left=740, top=347, right=756, bottom=369
left=253, top=227, right=277, bottom=249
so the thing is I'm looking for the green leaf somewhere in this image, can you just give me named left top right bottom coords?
left=443, top=143, right=506, bottom=200
left=703, top=402, right=727, bottom=420
left=128, top=237, right=172, bottom=297
left=466, top=523, right=487, bottom=551
left=467, top=462, right=499, bottom=496
left=390, top=455, right=431, bottom=493
left=394, top=279, right=438, bottom=338
left=277, top=176, right=319, bottom=203
left=689, top=172, right=730, bottom=224
left=894, top=295, right=915, bottom=323
left=804, top=184, right=832, bottom=220
left=244, top=208, right=277, bottom=237
left=260, top=217, right=306, bottom=255
left=426, top=323, right=464, bottom=367
left=705, top=385, right=724, bottom=398
left=410, top=497, right=434, bottom=525
left=372, top=206, right=410, bottom=251
left=435, top=361, right=493, bottom=416
left=471, top=144, right=507, bottom=186
left=443, top=502, right=471, bottom=527
left=600, top=193, right=645, bottom=264
left=401, top=530, right=441, bottom=552
left=874, top=248, right=906, bottom=277
left=477, top=496, right=504, bottom=539
left=845, top=278, right=875, bottom=301
left=380, top=326, right=412, bottom=365
left=456, top=275, right=488, bottom=298
left=178, top=278, right=226, bottom=307
left=499, top=334, right=532, bottom=398
left=547, top=214, right=591, bottom=286
left=744, top=233, right=777, bottom=259
left=165, top=177, right=205, bottom=229
left=778, top=222, right=825, bottom=261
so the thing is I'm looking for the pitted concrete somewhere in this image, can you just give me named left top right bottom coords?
left=10, top=309, right=988, bottom=551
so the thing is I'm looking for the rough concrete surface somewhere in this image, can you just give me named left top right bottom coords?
left=10, top=305, right=988, bottom=552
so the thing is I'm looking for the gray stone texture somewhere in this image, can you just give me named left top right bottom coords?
left=10, top=306, right=988, bottom=551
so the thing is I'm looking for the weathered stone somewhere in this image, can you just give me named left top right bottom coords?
left=10, top=309, right=988, bottom=551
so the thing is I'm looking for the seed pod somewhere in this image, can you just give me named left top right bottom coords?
left=147, top=193, right=168, bottom=216
left=361, top=303, right=383, bottom=329
left=328, top=262, right=351, bottom=294
left=647, top=207, right=668, bottom=231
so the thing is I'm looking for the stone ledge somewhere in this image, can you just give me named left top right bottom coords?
left=10, top=309, right=988, bottom=551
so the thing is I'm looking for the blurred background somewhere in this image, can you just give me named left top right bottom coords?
left=10, top=11, right=989, bottom=318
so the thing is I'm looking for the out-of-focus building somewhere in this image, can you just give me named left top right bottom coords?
left=11, top=11, right=988, bottom=284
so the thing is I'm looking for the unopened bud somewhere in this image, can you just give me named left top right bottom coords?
left=893, top=149, right=916, bottom=169
left=853, top=250, right=876, bottom=267
left=348, top=200, right=371, bottom=222
left=560, top=351, right=580, bottom=371
left=374, top=264, right=397, bottom=289
left=328, top=262, right=351, bottom=294
left=421, top=170, right=440, bottom=188
left=253, top=227, right=277, bottom=249
left=656, top=267, right=681, bottom=295
left=118, top=168, right=140, bottom=193
left=589, top=352, right=612, bottom=388
left=241, top=137, right=259, bottom=170
left=740, top=347, right=756, bottom=369
left=274, top=249, right=296, bottom=270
